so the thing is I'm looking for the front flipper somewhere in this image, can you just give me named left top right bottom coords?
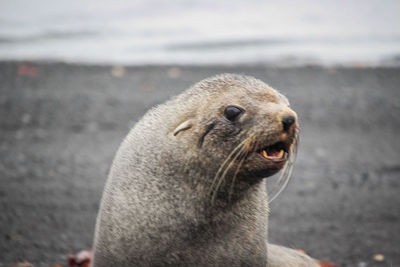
left=267, top=243, right=320, bottom=267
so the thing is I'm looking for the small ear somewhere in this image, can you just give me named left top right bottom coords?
left=173, top=119, right=193, bottom=136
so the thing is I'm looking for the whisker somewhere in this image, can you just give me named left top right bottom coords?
left=225, top=146, right=247, bottom=203
left=268, top=156, right=295, bottom=203
left=227, top=158, right=244, bottom=202
left=267, top=163, right=289, bottom=201
left=209, top=138, right=248, bottom=197
left=211, top=141, right=248, bottom=203
left=267, top=130, right=299, bottom=203
left=227, top=135, right=255, bottom=201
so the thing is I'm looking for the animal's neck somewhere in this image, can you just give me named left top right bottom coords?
left=182, top=174, right=269, bottom=220
left=159, top=161, right=269, bottom=220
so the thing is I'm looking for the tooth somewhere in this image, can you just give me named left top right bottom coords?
left=277, top=150, right=284, bottom=158
left=262, top=150, right=268, bottom=158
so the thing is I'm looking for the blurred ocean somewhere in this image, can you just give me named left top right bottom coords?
left=0, top=0, right=399, bottom=66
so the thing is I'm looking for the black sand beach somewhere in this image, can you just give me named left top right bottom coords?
left=0, top=62, right=399, bottom=266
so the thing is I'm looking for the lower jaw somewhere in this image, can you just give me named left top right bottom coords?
left=251, top=157, right=287, bottom=177
left=257, top=168, right=283, bottom=178
left=241, top=164, right=285, bottom=180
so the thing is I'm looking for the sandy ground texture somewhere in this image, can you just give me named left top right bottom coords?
left=0, top=62, right=399, bottom=267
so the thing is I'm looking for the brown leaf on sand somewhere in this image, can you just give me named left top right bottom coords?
left=373, top=253, right=385, bottom=262
left=296, top=249, right=306, bottom=254
left=110, top=66, right=125, bottom=77
left=9, top=261, right=36, bottom=267
left=167, top=67, right=181, bottom=79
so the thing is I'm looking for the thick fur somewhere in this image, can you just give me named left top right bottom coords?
left=92, top=74, right=319, bottom=267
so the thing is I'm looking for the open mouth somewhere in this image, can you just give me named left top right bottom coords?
left=257, top=141, right=289, bottom=161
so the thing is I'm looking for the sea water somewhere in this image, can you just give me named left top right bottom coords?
left=0, top=0, right=399, bottom=66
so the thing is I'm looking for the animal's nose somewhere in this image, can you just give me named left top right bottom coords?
left=281, top=114, right=296, bottom=132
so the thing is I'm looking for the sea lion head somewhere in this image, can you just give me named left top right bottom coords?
left=170, top=74, right=298, bottom=195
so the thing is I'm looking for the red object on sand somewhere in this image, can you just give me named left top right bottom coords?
left=67, top=250, right=93, bottom=267
left=297, top=249, right=339, bottom=267
left=17, top=64, right=38, bottom=77
left=318, top=261, right=340, bottom=267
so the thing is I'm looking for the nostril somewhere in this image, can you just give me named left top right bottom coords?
left=282, top=114, right=295, bottom=132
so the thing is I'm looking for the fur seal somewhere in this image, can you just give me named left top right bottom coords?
left=92, top=74, right=319, bottom=266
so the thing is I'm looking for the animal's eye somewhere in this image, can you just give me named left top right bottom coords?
left=224, top=105, right=244, bottom=121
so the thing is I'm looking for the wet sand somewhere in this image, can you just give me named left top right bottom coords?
left=0, top=62, right=399, bottom=266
